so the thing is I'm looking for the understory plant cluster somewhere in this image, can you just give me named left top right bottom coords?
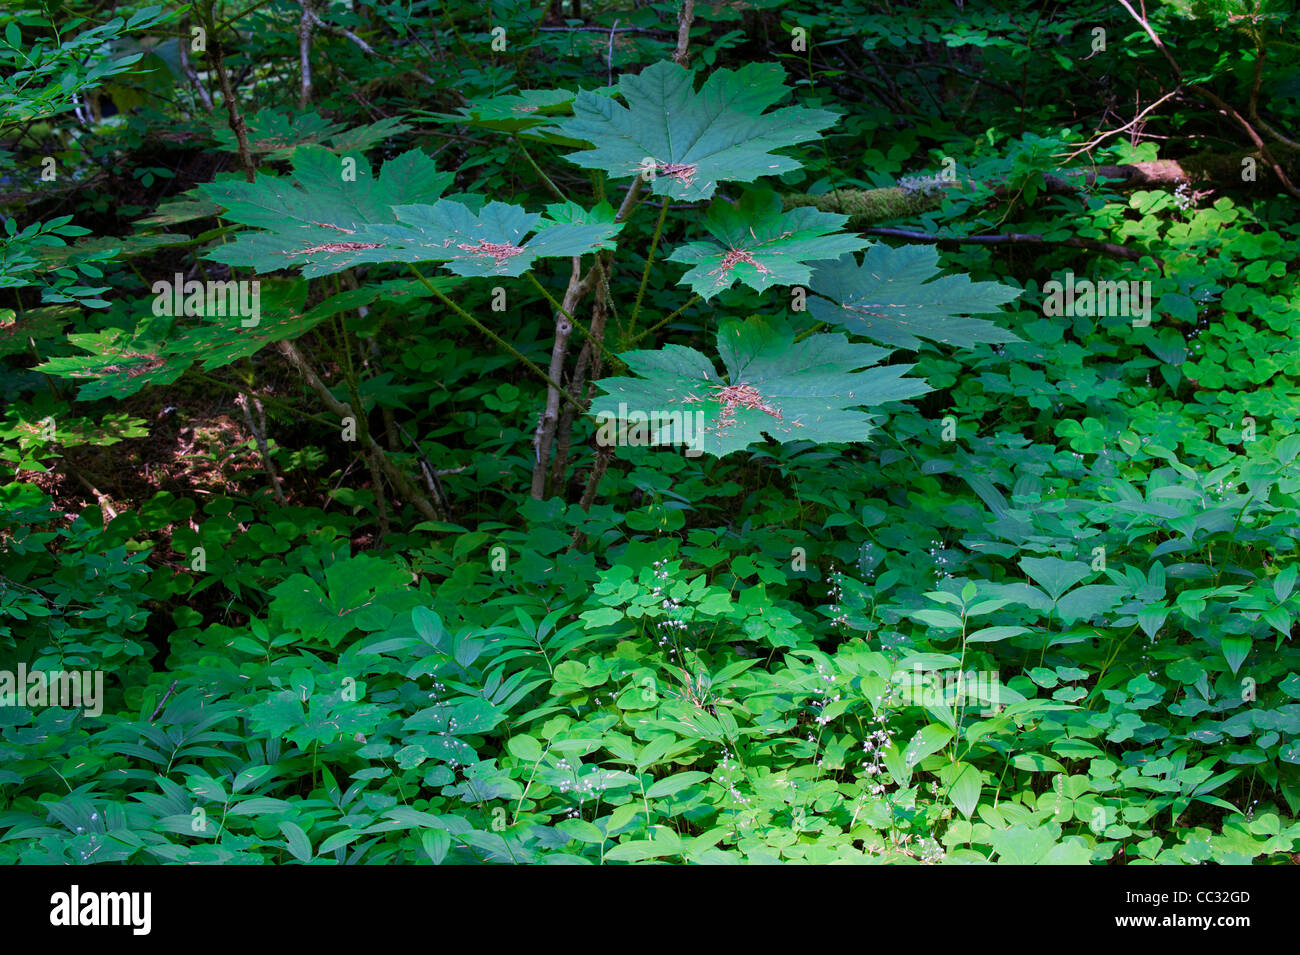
left=1, top=0, right=1299, bottom=863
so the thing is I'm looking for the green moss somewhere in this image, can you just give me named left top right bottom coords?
left=782, top=187, right=944, bottom=227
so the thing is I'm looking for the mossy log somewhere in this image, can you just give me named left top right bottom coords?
left=782, top=150, right=1298, bottom=227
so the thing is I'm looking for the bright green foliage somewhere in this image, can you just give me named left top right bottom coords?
left=591, top=317, right=929, bottom=456
left=666, top=190, right=868, bottom=299
left=547, top=61, right=839, bottom=200
left=0, top=216, right=106, bottom=309
left=35, top=324, right=186, bottom=400
left=808, top=244, right=1024, bottom=349
left=0, top=6, right=170, bottom=127
left=5, top=0, right=1300, bottom=872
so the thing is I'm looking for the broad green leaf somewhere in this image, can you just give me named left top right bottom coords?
left=1275, top=435, right=1300, bottom=465
left=507, top=734, right=543, bottom=762
left=212, top=108, right=410, bottom=159
left=1000, top=582, right=1053, bottom=613
left=417, top=88, right=582, bottom=134
left=348, top=199, right=618, bottom=277
left=1012, top=752, right=1065, bottom=772
left=966, top=625, right=1030, bottom=643
left=133, top=198, right=225, bottom=228
left=36, top=326, right=188, bottom=400
left=199, top=146, right=452, bottom=276
left=645, top=771, right=710, bottom=799
left=185, top=772, right=227, bottom=803
left=1054, top=585, right=1124, bottom=624
left=989, top=823, right=1057, bottom=864
left=941, top=762, right=983, bottom=818
left=546, top=61, right=838, bottom=200
left=168, top=281, right=440, bottom=371
left=411, top=606, right=446, bottom=648
left=1018, top=556, right=1091, bottom=602
left=904, top=723, right=953, bottom=766
left=1262, top=606, right=1292, bottom=638
left=1137, top=605, right=1169, bottom=640
left=421, top=829, right=451, bottom=864
left=911, top=608, right=964, bottom=630
left=1222, top=635, right=1251, bottom=675
left=606, top=803, right=643, bottom=834
left=1274, top=563, right=1297, bottom=603
left=604, top=828, right=684, bottom=861
left=808, top=244, right=1023, bottom=349
left=556, top=818, right=606, bottom=844
left=201, top=145, right=450, bottom=233
left=539, top=200, right=623, bottom=250
left=590, top=316, right=929, bottom=457
left=279, top=820, right=312, bottom=862
left=666, top=190, right=867, bottom=300
left=232, top=765, right=276, bottom=793
left=268, top=555, right=415, bottom=646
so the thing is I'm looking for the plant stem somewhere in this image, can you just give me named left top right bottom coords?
left=629, top=293, right=701, bottom=346
left=628, top=195, right=671, bottom=337
left=525, top=270, right=619, bottom=367
left=405, top=264, right=584, bottom=414
left=512, top=135, right=570, bottom=204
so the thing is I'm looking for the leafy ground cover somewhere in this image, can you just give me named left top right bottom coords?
left=1, top=0, right=1299, bottom=864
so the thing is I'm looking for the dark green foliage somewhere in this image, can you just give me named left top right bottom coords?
left=2, top=0, right=1299, bottom=867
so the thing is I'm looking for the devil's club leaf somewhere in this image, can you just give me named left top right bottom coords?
left=590, top=316, right=929, bottom=457
left=202, top=144, right=614, bottom=278
left=667, top=190, right=868, bottom=300
left=423, top=88, right=579, bottom=131
left=135, top=198, right=225, bottom=229
left=347, top=200, right=619, bottom=277
left=199, top=146, right=453, bottom=276
left=808, top=244, right=1023, bottom=349
left=414, top=88, right=623, bottom=147
left=212, top=108, right=411, bottom=159
left=546, top=61, right=838, bottom=201
left=165, top=281, right=317, bottom=370
left=37, top=328, right=187, bottom=400
left=326, top=118, right=413, bottom=155
left=536, top=200, right=623, bottom=250
left=213, top=109, right=342, bottom=156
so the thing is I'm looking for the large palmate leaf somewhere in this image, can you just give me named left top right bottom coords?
left=545, top=61, right=837, bottom=201
left=212, top=108, right=411, bottom=159
left=199, top=146, right=453, bottom=276
left=417, top=88, right=578, bottom=132
left=162, top=280, right=315, bottom=370
left=537, top=200, right=624, bottom=250
left=201, top=146, right=614, bottom=278
left=666, top=190, right=868, bottom=300
left=36, top=324, right=188, bottom=400
left=34, top=278, right=459, bottom=398
left=134, top=198, right=225, bottom=229
left=169, top=278, right=459, bottom=370
left=807, top=244, right=1024, bottom=349
left=34, top=284, right=309, bottom=398
left=344, top=200, right=619, bottom=278
left=413, top=88, right=623, bottom=147
left=590, top=316, right=929, bottom=457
